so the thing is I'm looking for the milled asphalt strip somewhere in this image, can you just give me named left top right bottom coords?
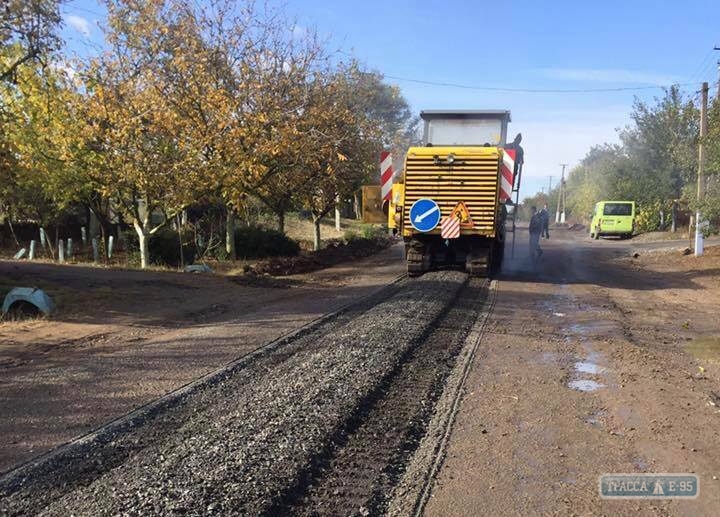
left=387, top=279, right=499, bottom=517
left=0, top=274, right=406, bottom=489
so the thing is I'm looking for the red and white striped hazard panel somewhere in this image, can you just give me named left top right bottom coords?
left=500, top=149, right=515, bottom=202
left=380, top=151, right=393, bottom=202
left=440, top=216, right=460, bottom=239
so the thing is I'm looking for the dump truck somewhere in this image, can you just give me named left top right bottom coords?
left=388, top=110, right=523, bottom=277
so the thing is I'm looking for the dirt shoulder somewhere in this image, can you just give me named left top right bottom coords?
left=424, top=231, right=720, bottom=516
left=0, top=243, right=405, bottom=473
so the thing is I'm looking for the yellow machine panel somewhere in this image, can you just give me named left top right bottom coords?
left=401, top=146, right=501, bottom=238
left=361, top=185, right=385, bottom=224
left=386, top=183, right=404, bottom=229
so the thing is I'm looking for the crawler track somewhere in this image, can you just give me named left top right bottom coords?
left=0, top=272, right=490, bottom=516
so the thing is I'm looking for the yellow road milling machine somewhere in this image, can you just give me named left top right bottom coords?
left=387, top=110, right=523, bottom=277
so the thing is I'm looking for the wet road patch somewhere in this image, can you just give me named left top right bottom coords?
left=568, top=379, right=605, bottom=392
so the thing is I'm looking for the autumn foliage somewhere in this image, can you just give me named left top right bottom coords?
left=1, top=0, right=416, bottom=266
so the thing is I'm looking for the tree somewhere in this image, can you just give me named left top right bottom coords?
left=620, top=87, right=698, bottom=229
left=242, top=32, right=328, bottom=234
left=76, top=0, right=204, bottom=268
left=0, top=51, right=86, bottom=238
left=563, top=87, right=700, bottom=229
left=103, top=0, right=246, bottom=259
left=103, top=0, right=330, bottom=257
left=348, top=66, right=418, bottom=155
left=1, top=0, right=64, bottom=83
left=707, top=100, right=720, bottom=173
left=294, top=68, right=382, bottom=250
left=336, top=65, right=419, bottom=217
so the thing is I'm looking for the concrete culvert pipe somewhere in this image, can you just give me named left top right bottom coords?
left=1, top=287, right=55, bottom=319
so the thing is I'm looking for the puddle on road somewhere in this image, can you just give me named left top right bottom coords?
left=568, top=380, right=605, bottom=392
left=568, top=321, right=614, bottom=335
left=575, top=361, right=605, bottom=375
left=566, top=344, right=609, bottom=393
left=686, top=336, right=720, bottom=362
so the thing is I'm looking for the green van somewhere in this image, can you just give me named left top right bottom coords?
left=590, top=201, right=635, bottom=239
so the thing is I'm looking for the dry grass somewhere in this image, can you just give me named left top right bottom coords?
left=630, top=245, right=720, bottom=290
left=637, top=243, right=720, bottom=267
left=257, top=213, right=369, bottom=245
left=632, top=230, right=693, bottom=242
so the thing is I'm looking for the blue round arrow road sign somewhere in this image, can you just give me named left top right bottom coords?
left=409, top=198, right=441, bottom=232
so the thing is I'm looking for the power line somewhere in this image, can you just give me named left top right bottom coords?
left=382, top=74, right=703, bottom=94
left=695, top=58, right=718, bottom=84
left=689, top=48, right=715, bottom=83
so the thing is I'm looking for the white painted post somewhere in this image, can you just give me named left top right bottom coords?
left=695, top=215, right=705, bottom=256
left=29, top=240, right=36, bottom=260
left=335, top=194, right=341, bottom=232
left=92, top=238, right=99, bottom=264
left=58, top=240, right=65, bottom=263
left=107, top=235, right=114, bottom=259
left=13, top=248, right=26, bottom=260
left=81, top=227, right=87, bottom=246
left=40, top=227, right=47, bottom=249
left=695, top=82, right=709, bottom=257
left=66, top=238, right=73, bottom=258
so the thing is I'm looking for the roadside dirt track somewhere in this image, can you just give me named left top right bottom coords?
left=424, top=230, right=720, bottom=516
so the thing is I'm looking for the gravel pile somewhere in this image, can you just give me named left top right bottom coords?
left=0, top=271, right=466, bottom=516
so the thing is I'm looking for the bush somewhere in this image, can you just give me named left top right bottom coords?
left=234, top=226, right=300, bottom=259
left=343, top=225, right=383, bottom=242
left=124, top=228, right=197, bottom=267
left=635, top=201, right=663, bottom=234
left=359, top=224, right=384, bottom=239
left=343, top=229, right=359, bottom=241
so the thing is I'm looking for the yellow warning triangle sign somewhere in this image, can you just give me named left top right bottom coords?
left=452, top=201, right=473, bottom=227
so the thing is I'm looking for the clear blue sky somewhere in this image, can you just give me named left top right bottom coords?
left=61, top=0, right=720, bottom=198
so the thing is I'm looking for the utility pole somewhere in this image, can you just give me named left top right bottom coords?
left=548, top=175, right=553, bottom=196
left=695, top=82, right=709, bottom=257
left=556, top=164, right=567, bottom=224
